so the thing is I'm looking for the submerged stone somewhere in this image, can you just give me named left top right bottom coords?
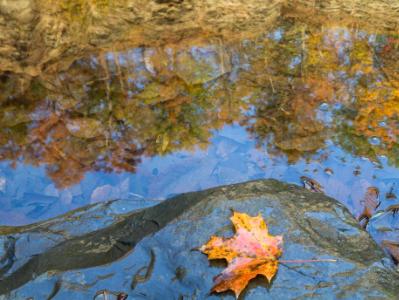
left=0, top=179, right=398, bottom=299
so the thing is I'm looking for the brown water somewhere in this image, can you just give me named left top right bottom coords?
left=0, top=0, right=399, bottom=246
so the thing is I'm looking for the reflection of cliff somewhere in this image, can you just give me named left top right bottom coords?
left=1, top=0, right=399, bottom=78
left=0, top=2, right=399, bottom=187
left=0, top=0, right=283, bottom=78
left=285, top=0, right=399, bottom=30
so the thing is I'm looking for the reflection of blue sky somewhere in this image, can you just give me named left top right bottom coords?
left=289, top=56, right=301, bottom=69
left=1, top=123, right=399, bottom=229
left=270, top=28, right=283, bottom=41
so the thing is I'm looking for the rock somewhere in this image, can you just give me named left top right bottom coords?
left=90, top=180, right=130, bottom=204
left=0, top=176, right=5, bottom=193
left=0, top=179, right=398, bottom=299
left=369, top=211, right=399, bottom=248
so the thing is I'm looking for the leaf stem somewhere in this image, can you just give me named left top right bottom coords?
left=280, top=259, right=337, bottom=263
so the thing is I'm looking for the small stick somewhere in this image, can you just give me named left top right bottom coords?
left=269, top=76, right=276, bottom=93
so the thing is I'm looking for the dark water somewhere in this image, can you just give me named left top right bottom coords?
left=0, top=4, right=399, bottom=250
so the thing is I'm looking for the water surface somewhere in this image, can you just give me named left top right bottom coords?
left=0, top=2, right=398, bottom=248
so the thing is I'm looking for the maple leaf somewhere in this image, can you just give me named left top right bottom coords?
left=200, top=211, right=283, bottom=298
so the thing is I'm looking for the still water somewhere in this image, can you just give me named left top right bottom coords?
left=0, top=1, right=399, bottom=248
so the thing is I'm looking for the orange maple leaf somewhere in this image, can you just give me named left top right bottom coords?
left=200, top=211, right=283, bottom=298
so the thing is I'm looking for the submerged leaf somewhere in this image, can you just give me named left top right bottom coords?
left=200, top=211, right=283, bottom=298
left=381, top=240, right=399, bottom=264
left=386, top=204, right=399, bottom=215
left=358, top=187, right=380, bottom=228
left=300, top=176, right=324, bottom=193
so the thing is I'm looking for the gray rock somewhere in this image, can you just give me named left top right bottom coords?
left=0, top=179, right=398, bottom=299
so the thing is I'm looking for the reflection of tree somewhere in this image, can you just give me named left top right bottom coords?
left=0, top=42, right=241, bottom=187
left=243, top=79, right=330, bottom=162
left=242, top=23, right=399, bottom=164
left=335, top=35, right=399, bottom=165
left=237, top=25, right=336, bottom=161
left=0, top=18, right=398, bottom=187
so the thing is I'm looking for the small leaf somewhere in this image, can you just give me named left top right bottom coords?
left=358, top=187, right=380, bottom=228
left=94, top=290, right=128, bottom=300
left=386, top=204, right=399, bottom=215
left=385, top=186, right=397, bottom=200
left=161, top=134, right=169, bottom=152
left=300, top=176, right=324, bottom=193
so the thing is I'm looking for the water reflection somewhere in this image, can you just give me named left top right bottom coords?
left=0, top=13, right=399, bottom=231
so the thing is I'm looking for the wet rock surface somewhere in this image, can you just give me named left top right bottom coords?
left=0, top=179, right=398, bottom=299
